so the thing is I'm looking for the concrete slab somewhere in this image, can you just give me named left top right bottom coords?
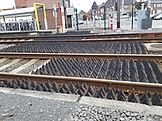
left=10, top=59, right=38, bottom=73
left=0, top=87, right=15, bottom=93
left=7, top=88, right=80, bottom=103
left=0, top=87, right=161, bottom=117
left=49, top=93, right=80, bottom=102
left=0, top=59, right=21, bottom=71
left=145, top=43, right=162, bottom=51
left=79, top=96, right=162, bottom=116
left=10, top=89, right=53, bottom=99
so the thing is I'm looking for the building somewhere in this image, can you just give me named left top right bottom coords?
left=151, top=0, right=162, bottom=14
left=104, top=0, right=134, bottom=15
left=78, top=10, right=86, bottom=20
left=96, top=2, right=105, bottom=19
left=15, top=0, right=73, bottom=31
left=123, top=0, right=134, bottom=14
left=15, top=0, right=57, bottom=30
left=86, top=2, right=105, bottom=20
left=86, top=9, right=92, bottom=20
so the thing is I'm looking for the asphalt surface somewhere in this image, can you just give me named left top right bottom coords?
left=0, top=88, right=162, bottom=121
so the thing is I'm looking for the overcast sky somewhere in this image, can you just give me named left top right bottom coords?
left=70, top=0, right=107, bottom=12
left=0, top=0, right=107, bottom=12
left=0, top=0, right=15, bottom=9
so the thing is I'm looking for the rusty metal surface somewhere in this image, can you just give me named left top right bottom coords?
left=1, top=32, right=162, bottom=40
left=1, top=37, right=162, bottom=44
left=0, top=53, right=162, bottom=61
left=0, top=72, right=162, bottom=93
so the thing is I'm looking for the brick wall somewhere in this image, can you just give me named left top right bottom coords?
left=15, top=0, right=59, bottom=29
left=15, top=0, right=27, bottom=8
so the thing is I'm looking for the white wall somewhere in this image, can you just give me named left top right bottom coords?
left=0, top=0, right=15, bottom=9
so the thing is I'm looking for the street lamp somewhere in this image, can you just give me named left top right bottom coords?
left=117, top=0, right=120, bottom=29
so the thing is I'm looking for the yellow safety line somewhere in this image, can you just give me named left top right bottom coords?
left=34, top=3, right=47, bottom=30
left=34, top=3, right=40, bottom=30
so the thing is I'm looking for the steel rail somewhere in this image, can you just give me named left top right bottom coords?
left=1, top=32, right=162, bottom=40
left=0, top=33, right=138, bottom=39
left=0, top=53, right=162, bottom=61
left=1, top=37, right=162, bottom=44
left=0, top=72, right=162, bottom=93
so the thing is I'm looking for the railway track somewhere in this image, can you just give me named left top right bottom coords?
left=0, top=72, right=162, bottom=106
left=1, top=37, right=162, bottom=44
left=0, top=72, right=162, bottom=93
left=0, top=53, right=162, bottom=83
left=1, top=31, right=162, bottom=44
left=0, top=32, right=162, bottom=106
left=0, top=57, right=49, bottom=74
left=1, top=32, right=162, bottom=40
left=0, top=53, right=162, bottom=61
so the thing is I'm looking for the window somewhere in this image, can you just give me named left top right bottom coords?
left=157, top=4, right=161, bottom=7
left=157, top=9, right=161, bottom=13
left=153, top=10, right=155, bottom=15
left=101, top=9, right=104, bottom=13
left=154, top=4, right=156, bottom=7
left=66, top=1, right=69, bottom=7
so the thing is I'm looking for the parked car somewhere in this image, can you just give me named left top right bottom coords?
left=151, top=13, right=162, bottom=20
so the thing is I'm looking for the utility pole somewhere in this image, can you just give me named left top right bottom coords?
left=53, top=4, right=57, bottom=32
left=148, top=0, right=151, bottom=8
left=76, top=9, right=79, bottom=31
left=121, top=0, right=124, bottom=15
left=91, top=1, right=98, bottom=32
left=74, top=8, right=79, bottom=31
left=148, top=0, right=151, bottom=17
left=117, top=0, right=120, bottom=29
left=131, top=0, right=134, bottom=29
left=93, top=10, right=96, bottom=32
left=58, top=1, right=63, bottom=33
left=104, top=5, right=106, bottom=31
left=60, top=0, right=65, bottom=33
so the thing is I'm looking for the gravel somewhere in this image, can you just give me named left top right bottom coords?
left=0, top=92, right=78, bottom=121
left=19, top=59, right=47, bottom=74
left=0, top=59, right=13, bottom=68
left=67, top=105, right=161, bottom=121
left=0, top=59, right=47, bottom=74
left=0, top=44, right=14, bottom=50
left=0, top=91, right=161, bottom=121
left=1, top=59, right=30, bottom=73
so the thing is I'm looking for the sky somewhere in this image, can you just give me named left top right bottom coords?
left=0, top=0, right=15, bottom=9
left=0, top=0, right=107, bottom=12
left=71, top=0, right=107, bottom=12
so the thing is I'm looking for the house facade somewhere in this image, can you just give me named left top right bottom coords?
left=78, top=10, right=86, bottom=20
left=151, top=0, right=162, bottom=14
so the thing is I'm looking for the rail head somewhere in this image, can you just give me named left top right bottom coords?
left=0, top=53, right=162, bottom=62
left=0, top=72, right=162, bottom=93
left=0, top=31, right=162, bottom=40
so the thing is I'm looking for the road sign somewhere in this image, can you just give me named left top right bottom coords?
left=91, top=1, right=98, bottom=11
left=74, top=8, right=77, bottom=12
